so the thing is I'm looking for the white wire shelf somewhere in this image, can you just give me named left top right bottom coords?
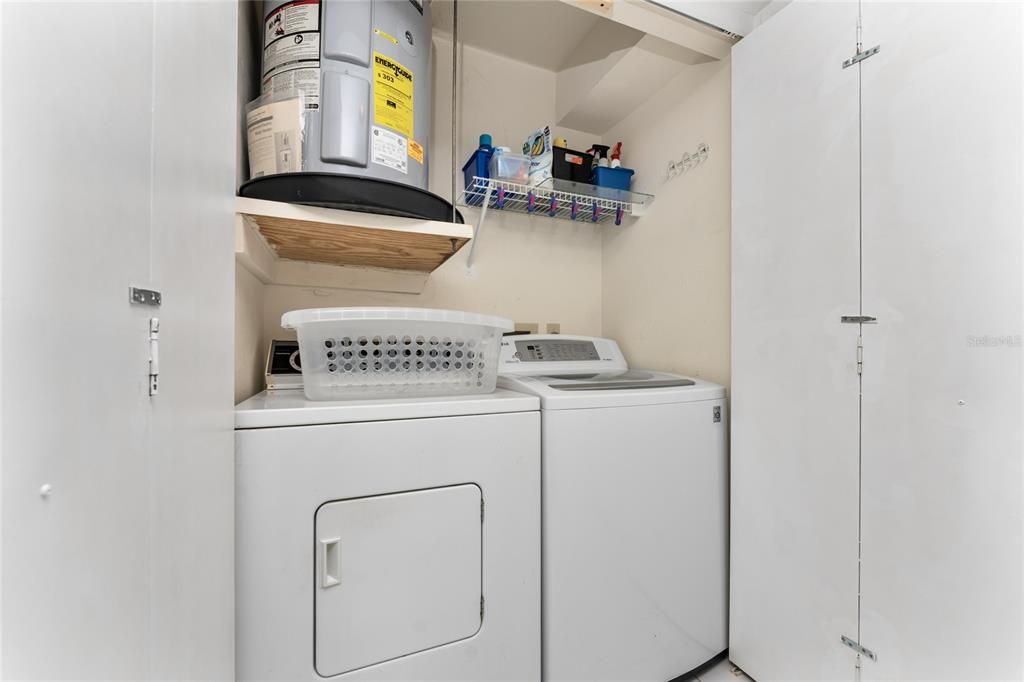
left=461, top=176, right=653, bottom=226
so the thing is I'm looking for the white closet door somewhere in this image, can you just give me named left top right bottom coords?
left=860, top=3, right=1023, bottom=679
left=1, top=2, right=236, bottom=678
left=731, top=3, right=863, bottom=679
left=147, top=1, right=237, bottom=678
left=1, top=4, right=155, bottom=678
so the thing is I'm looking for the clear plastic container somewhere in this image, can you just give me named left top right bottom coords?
left=489, top=148, right=531, bottom=183
left=281, top=307, right=513, bottom=401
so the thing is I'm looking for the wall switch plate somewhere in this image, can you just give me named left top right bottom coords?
left=515, top=322, right=539, bottom=334
left=545, top=323, right=561, bottom=334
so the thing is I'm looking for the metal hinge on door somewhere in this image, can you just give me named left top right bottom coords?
left=480, top=595, right=485, bottom=620
left=842, top=13, right=880, bottom=69
left=839, top=316, right=876, bottom=376
left=148, top=318, right=160, bottom=396
left=841, top=634, right=878, bottom=661
left=481, top=498, right=485, bottom=523
left=129, top=287, right=162, bottom=396
left=843, top=45, right=880, bottom=69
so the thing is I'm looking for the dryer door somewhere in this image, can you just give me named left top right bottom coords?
left=314, top=484, right=483, bottom=677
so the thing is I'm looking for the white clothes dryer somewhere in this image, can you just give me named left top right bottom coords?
left=498, top=335, right=728, bottom=681
left=234, top=389, right=541, bottom=681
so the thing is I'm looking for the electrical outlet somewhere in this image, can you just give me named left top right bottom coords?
left=546, top=323, right=561, bottom=334
left=515, top=322, right=539, bottom=334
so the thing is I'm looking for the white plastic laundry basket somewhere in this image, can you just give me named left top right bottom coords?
left=282, top=307, right=514, bottom=401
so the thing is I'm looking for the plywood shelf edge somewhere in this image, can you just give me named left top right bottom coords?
left=234, top=197, right=470, bottom=293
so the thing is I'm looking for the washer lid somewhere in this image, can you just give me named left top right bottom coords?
left=235, top=388, right=539, bottom=429
left=540, top=369, right=695, bottom=391
left=498, top=372, right=724, bottom=410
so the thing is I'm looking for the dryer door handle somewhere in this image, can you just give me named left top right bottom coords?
left=320, top=537, right=341, bottom=589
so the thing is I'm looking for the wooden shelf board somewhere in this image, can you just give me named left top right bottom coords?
left=235, top=197, right=471, bottom=275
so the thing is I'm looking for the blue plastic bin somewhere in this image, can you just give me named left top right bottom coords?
left=593, top=166, right=634, bottom=191
left=462, top=149, right=493, bottom=206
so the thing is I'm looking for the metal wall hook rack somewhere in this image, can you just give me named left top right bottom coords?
left=667, top=143, right=710, bottom=180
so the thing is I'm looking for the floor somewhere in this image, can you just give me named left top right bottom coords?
left=689, top=658, right=755, bottom=682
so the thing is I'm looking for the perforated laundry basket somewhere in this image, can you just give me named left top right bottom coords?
left=282, top=307, right=513, bottom=401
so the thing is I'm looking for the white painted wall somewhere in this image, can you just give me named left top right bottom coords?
left=601, top=59, right=732, bottom=387
left=236, top=266, right=267, bottom=402
left=238, top=35, right=605, bottom=399
left=0, top=1, right=6, bottom=670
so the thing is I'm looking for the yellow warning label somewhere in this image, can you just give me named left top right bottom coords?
left=374, top=28, right=399, bottom=45
left=373, top=51, right=414, bottom=139
left=409, top=139, right=424, bottom=164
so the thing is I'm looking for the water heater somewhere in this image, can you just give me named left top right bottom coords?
left=241, top=0, right=459, bottom=222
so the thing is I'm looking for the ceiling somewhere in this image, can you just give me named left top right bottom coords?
left=432, top=1, right=622, bottom=71
left=647, top=0, right=774, bottom=36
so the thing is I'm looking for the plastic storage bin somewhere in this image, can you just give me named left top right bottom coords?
left=282, top=307, right=513, bottom=401
left=552, top=146, right=594, bottom=183
left=593, top=166, right=634, bottom=191
left=489, top=149, right=531, bottom=183
left=462, top=149, right=492, bottom=206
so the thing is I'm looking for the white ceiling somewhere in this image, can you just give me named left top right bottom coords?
left=432, top=1, right=615, bottom=71
left=648, top=0, right=774, bottom=36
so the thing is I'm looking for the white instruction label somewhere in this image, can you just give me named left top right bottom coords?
left=371, top=126, right=408, bottom=174
left=262, top=0, right=320, bottom=108
left=263, top=64, right=320, bottom=108
left=246, top=98, right=304, bottom=178
left=264, top=33, right=319, bottom=76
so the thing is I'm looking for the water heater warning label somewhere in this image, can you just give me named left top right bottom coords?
left=373, top=52, right=414, bottom=138
left=371, top=127, right=408, bottom=174
left=262, top=0, right=321, bottom=108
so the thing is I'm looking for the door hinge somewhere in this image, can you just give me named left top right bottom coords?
left=843, top=45, right=880, bottom=69
left=841, top=634, right=877, bottom=661
left=841, top=315, right=877, bottom=324
left=129, top=286, right=162, bottom=306
left=856, top=335, right=864, bottom=376
left=713, top=406, right=722, bottom=423
left=480, top=498, right=485, bottom=523
left=148, top=317, right=160, bottom=396
left=480, top=595, right=485, bottom=620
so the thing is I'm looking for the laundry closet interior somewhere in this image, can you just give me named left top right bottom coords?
left=0, top=1, right=1020, bottom=681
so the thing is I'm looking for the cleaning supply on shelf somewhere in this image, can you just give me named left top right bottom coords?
left=552, top=144, right=595, bottom=183
left=523, top=126, right=553, bottom=185
left=461, top=133, right=497, bottom=205
left=610, top=142, right=623, bottom=168
left=591, top=141, right=633, bottom=189
left=489, top=146, right=532, bottom=183
left=589, top=144, right=611, bottom=169
left=593, top=166, right=634, bottom=191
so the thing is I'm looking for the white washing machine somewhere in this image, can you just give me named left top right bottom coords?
left=235, top=388, right=541, bottom=681
left=497, top=335, right=728, bottom=681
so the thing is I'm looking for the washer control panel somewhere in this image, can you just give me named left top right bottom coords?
left=499, top=334, right=627, bottom=376
left=514, top=339, right=600, bottom=363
